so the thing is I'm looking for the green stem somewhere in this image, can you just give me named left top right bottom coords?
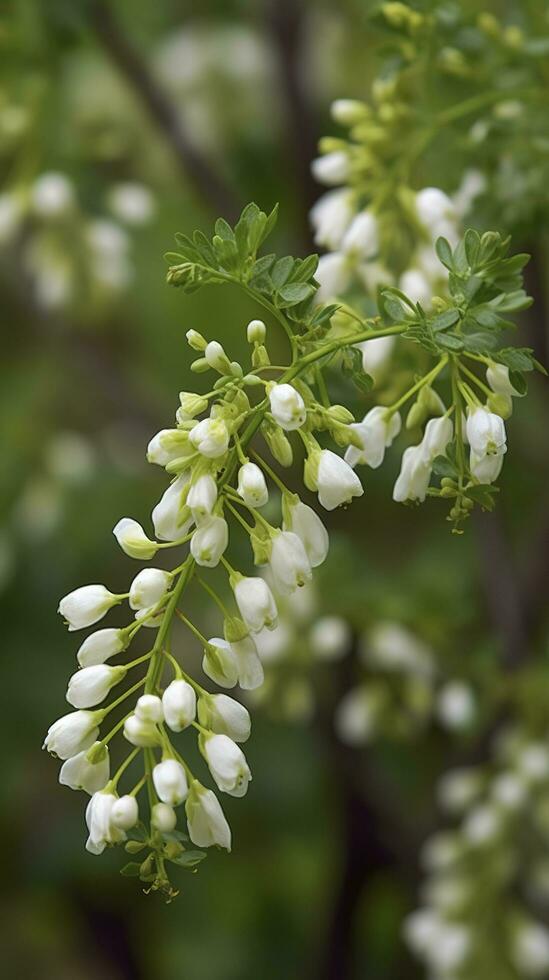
left=174, top=608, right=209, bottom=648
left=387, top=356, right=448, bottom=415
left=111, top=747, right=139, bottom=788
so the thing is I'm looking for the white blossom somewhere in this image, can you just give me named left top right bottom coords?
left=335, top=687, right=379, bottom=746
left=282, top=498, right=329, bottom=568
left=355, top=335, right=395, bottom=379
left=491, top=771, right=527, bottom=810
left=59, top=742, right=110, bottom=793
left=344, top=406, right=401, bottom=469
left=237, top=462, right=268, bottom=508
left=315, top=449, right=363, bottom=511
left=66, top=665, right=126, bottom=709
left=162, top=679, right=197, bottom=731
left=233, top=576, right=278, bottom=632
left=189, top=417, right=230, bottom=458
left=147, top=428, right=190, bottom=466
left=315, top=252, right=351, bottom=301
left=129, top=568, right=171, bottom=610
left=463, top=803, right=500, bottom=845
left=135, top=694, right=164, bottom=723
left=513, top=923, right=549, bottom=975
left=152, top=802, right=177, bottom=832
left=436, top=682, right=475, bottom=730
left=393, top=445, right=431, bottom=503
left=152, top=473, right=193, bottom=541
left=31, top=172, right=74, bottom=218
left=187, top=473, right=218, bottom=521
left=341, top=210, right=378, bottom=259
left=247, top=318, right=266, bottom=343
left=310, top=616, right=350, bottom=660
left=399, top=268, right=432, bottom=306
left=486, top=362, right=521, bottom=398
left=202, top=637, right=239, bottom=688
left=153, top=758, right=188, bottom=805
left=415, top=186, right=456, bottom=236
left=311, top=151, right=350, bottom=186
left=466, top=406, right=506, bottom=457
left=470, top=448, right=504, bottom=484
left=109, top=182, right=155, bottom=226
left=85, top=791, right=125, bottom=854
left=310, top=189, right=354, bottom=250
left=44, top=710, right=101, bottom=759
left=110, top=795, right=139, bottom=830
left=204, top=340, right=232, bottom=374
left=420, top=416, right=453, bottom=463
left=58, top=584, right=119, bottom=631
left=190, top=515, right=228, bottom=567
left=268, top=383, right=306, bottom=431
left=185, top=779, right=231, bottom=850
left=198, top=693, right=251, bottom=742
left=269, top=530, right=312, bottom=595
left=201, top=733, right=251, bottom=797
left=77, top=628, right=126, bottom=667
left=113, top=518, right=158, bottom=560
left=230, top=634, right=264, bottom=690
left=178, top=391, right=209, bottom=418
left=123, top=713, right=160, bottom=747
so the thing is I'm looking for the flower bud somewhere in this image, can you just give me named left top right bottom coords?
left=419, top=416, right=453, bottom=464
left=189, top=417, right=230, bottom=458
left=203, top=637, right=239, bottom=688
left=314, top=449, right=364, bottom=510
left=135, top=694, right=164, bottom=723
left=190, top=515, right=228, bottom=567
left=487, top=392, right=512, bottom=419
left=331, top=98, right=369, bottom=125
left=310, top=188, right=354, bottom=250
left=466, top=406, right=506, bottom=456
left=186, top=329, right=207, bottom=351
left=268, top=383, right=306, bottom=431
left=187, top=473, right=218, bottom=521
left=152, top=802, right=177, bottom=832
left=251, top=344, right=270, bottom=368
left=123, top=713, right=160, bottom=747
left=66, top=665, right=126, bottom=709
left=178, top=391, right=209, bottom=419
left=129, top=568, right=171, bottom=610
left=393, top=445, right=431, bottom=503
left=237, top=462, right=268, bottom=508
left=344, top=407, right=401, bottom=469
left=111, top=795, right=139, bottom=830
left=311, top=151, right=350, bottom=186
left=147, top=429, right=191, bottom=466
left=43, top=710, right=102, bottom=759
left=85, top=791, right=125, bottom=854
left=230, top=634, right=264, bottom=690
left=232, top=575, right=278, bottom=633
left=162, top=679, right=196, bottom=731
left=59, top=741, right=110, bottom=793
left=198, top=693, right=251, bottom=742
left=31, top=172, right=74, bottom=218
left=204, top=340, right=232, bottom=374
left=113, top=518, right=158, bottom=560
left=261, top=420, right=293, bottom=467
left=247, top=319, right=266, bottom=343
left=342, top=210, right=378, bottom=259
left=58, top=585, right=120, bottom=631
left=200, top=733, right=251, bottom=798
left=185, top=779, right=231, bottom=850
left=282, top=496, right=329, bottom=568
left=77, top=628, right=126, bottom=667
left=269, top=530, right=312, bottom=595
left=153, top=758, right=188, bottom=805
left=152, top=473, right=193, bottom=541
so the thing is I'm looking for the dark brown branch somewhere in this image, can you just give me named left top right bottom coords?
left=88, top=0, right=241, bottom=222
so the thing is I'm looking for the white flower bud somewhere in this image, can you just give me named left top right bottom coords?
left=341, top=210, right=378, bottom=259
left=310, top=189, right=354, bottom=250
left=190, top=515, right=228, bottom=567
left=282, top=498, right=329, bottom=568
left=110, top=795, right=139, bottom=830
left=189, top=417, right=230, bottom=458
left=152, top=473, right=193, bottom=541
left=268, top=383, right=306, bottom=431
left=419, top=416, right=453, bottom=463
left=315, top=252, right=351, bottom=302
left=486, top=362, right=521, bottom=398
left=66, top=664, right=126, bottom=709
left=162, top=679, right=196, bottom=732
left=135, top=694, right=164, bottom=723
left=152, top=802, right=177, bottom=832
left=311, top=151, right=350, bottom=186
left=43, top=710, right=101, bottom=759
left=108, top=182, right=155, bottom=226
left=237, top=462, right=268, bottom=508
left=198, top=694, right=251, bottom=742
left=466, top=406, right=507, bottom=456
left=315, top=449, right=363, bottom=511
left=147, top=428, right=190, bottom=466
left=355, top=335, right=395, bottom=379
left=247, top=319, right=266, bottom=343
left=230, top=634, right=264, bottom=690
left=233, top=576, right=278, bottom=632
left=269, top=530, right=312, bottom=595
left=31, top=172, right=74, bottom=218
left=470, top=448, right=504, bottom=484
left=59, top=742, right=110, bottom=793
left=415, top=187, right=455, bottom=235
left=436, top=682, right=475, bottom=730
left=331, top=98, right=368, bottom=124
left=201, top=733, right=251, bottom=798
left=123, top=713, right=160, bottom=747
left=204, top=340, right=232, bottom=374
left=393, top=445, right=431, bottom=503
left=77, top=628, right=126, bottom=667
left=178, top=391, right=209, bottom=419
left=187, top=473, right=218, bottom=521
left=85, top=791, right=125, bottom=854
left=129, top=568, right=171, bottom=610
left=58, top=584, right=119, bottom=631
left=153, top=758, right=188, bottom=805
left=202, top=638, right=239, bottom=689
left=186, top=329, right=207, bottom=351
left=310, top=616, right=350, bottom=660
left=399, top=268, right=432, bottom=306
left=185, top=779, right=231, bottom=850
left=345, top=407, right=401, bottom=469
left=113, top=518, right=158, bottom=560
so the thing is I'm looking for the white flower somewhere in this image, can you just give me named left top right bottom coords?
left=129, top=568, right=171, bottom=610
left=86, top=219, right=128, bottom=258
left=110, top=795, right=139, bottom=830
left=355, top=335, right=395, bottom=379
left=415, top=186, right=456, bottom=235
left=344, top=407, right=401, bottom=469
left=237, top=462, right=268, bottom=508
left=513, top=923, right=549, bottom=975
left=185, top=779, right=231, bottom=850
left=152, top=802, right=177, bottom=832
left=113, top=518, right=158, bottom=560
left=230, top=634, right=264, bottom=689
left=109, top=182, right=155, bottom=226
left=486, top=362, right=521, bottom=402
left=316, top=449, right=363, bottom=511
left=335, top=688, right=379, bottom=746
left=517, top=743, right=549, bottom=782
left=77, top=628, right=126, bottom=667
left=189, top=417, right=230, bottom=458
left=466, top=406, right=506, bottom=456
left=59, top=742, right=110, bottom=794
left=190, top=515, right=228, bottom=567
left=153, top=759, right=188, bottom=805
left=341, top=210, right=378, bottom=259
left=162, top=679, right=196, bottom=731
left=437, top=768, right=482, bottom=813
left=44, top=710, right=101, bottom=759
left=85, top=791, right=125, bottom=854
left=178, top=391, right=209, bottom=418
left=247, top=319, right=266, bottom=343
left=331, top=98, right=367, bottom=124
left=123, top=713, right=160, bottom=747
left=58, top=584, right=119, bottom=631
left=66, top=665, right=125, bottom=709
left=147, top=428, right=190, bottom=466
left=399, top=268, right=432, bottom=306
left=310, top=616, right=350, bottom=660
left=204, top=340, right=232, bottom=374
left=233, top=576, right=278, bottom=632
left=310, top=189, right=354, bottom=250
left=198, top=693, right=251, bottom=742
left=268, top=383, right=306, bottom=431
left=470, top=448, right=504, bottom=484
left=420, top=416, right=453, bottom=463
left=436, top=682, right=475, bottom=730
left=135, top=694, right=164, bottom=723
left=366, top=621, right=434, bottom=675
left=187, top=473, right=218, bottom=521
left=201, top=733, right=251, bottom=797
left=152, top=473, right=193, bottom=541
left=269, top=530, right=312, bottom=595
left=31, top=172, right=74, bottom=218
left=282, top=498, right=328, bottom=568
left=491, top=772, right=526, bottom=810
left=202, top=637, right=239, bottom=688
left=314, top=252, right=351, bottom=302
left=393, top=445, right=431, bottom=503
left=311, top=151, right=350, bottom=186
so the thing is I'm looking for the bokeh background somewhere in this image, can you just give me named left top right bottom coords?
left=2, top=1, right=548, bottom=978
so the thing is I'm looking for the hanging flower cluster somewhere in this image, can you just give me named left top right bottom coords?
left=44, top=200, right=539, bottom=896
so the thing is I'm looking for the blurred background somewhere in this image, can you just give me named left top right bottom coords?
left=1, top=1, right=549, bottom=978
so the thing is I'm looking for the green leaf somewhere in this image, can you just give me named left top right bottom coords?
left=494, top=347, right=535, bottom=372
left=432, top=455, right=458, bottom=478
left=290, top=254, right=319, bottom=283
left=214, top=218, right=235, bottom=242
left=430, top=308, right=460, bottom=332
left=170, top=850, right=207, bottom=868
left=466, top=484, right=498, bottom=510
left=437, top=332, right=464, bottom=351
left=277, top=282, right=316, bottom=306
left=464, top=228, right=481, bottom=267
left=509, top=370, right=528, bottom=395
left=120, top=862, right=142, bottom=877
left=435, top=237, right=453, bottom=270
left=271, top=256, right=294, bottom=289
